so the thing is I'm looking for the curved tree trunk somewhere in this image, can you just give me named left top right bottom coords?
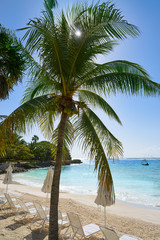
left=49, top=112, right=68, bottom=240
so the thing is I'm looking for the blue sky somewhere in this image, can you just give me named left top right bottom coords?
left=0, top=0, right=160, bottom=159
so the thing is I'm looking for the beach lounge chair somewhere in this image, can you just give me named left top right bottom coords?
left=100, top=225, right=143, bottom=240
left=1, top=193, right=20, bottom=212
left=0, top=193, right=16, bottom=210
left=14, top=198, right=36, bottom=223
left=30, top=201, right=49, bottom=232
left=58, top=210, right=68, bottom=225
left=2, top=193, right=33, bottom=214
left=65, top=211, right=100, bottom=239
left=31, top=201, right=68, bottom=232
left=0, top=197, right=7, bottom=211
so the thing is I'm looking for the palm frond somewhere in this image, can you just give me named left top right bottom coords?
left=44, top=0, right=57, bottom=10
left=16, top=41, right=61, bottom=101
left=51, top=119, right=74, bottom=163
left=74, top=109, right=118, bottom=191
left=22, top=74, right=60, bottom=103
left=74, top=109, right=123, bottom=159
left=86, top=108, right=123, bottom=157
left=20, top=10, right=68, bottom=95
left=51, top=119, right=74, bottom=150
left=82, top=60, right=160, bottom=96
left=0, top=95, right=58, bottom=134
left=38, top=108, right=59, bottom=139
left=18, top=45, right=62, bottom=102
left=18, top=2, right=142, bottom=97
left=43, top=0, right=57, bottom=23
left=66, top=1, right=139, bottom=83
left=74, top=2, right=140, bottom=39
left=79, top=90, right=122, bottom=124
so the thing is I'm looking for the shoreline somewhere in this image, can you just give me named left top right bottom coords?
left=0, top=179, right=160, bottom=240
left=1, top=171, right=160, bottom=211
left=116, top=198, right=160, bottom=211
left=1, top=160, right=159, bottom=211
left=1, top=172, right=159, bottom=212
left=0, top=179, right=159, bottom=225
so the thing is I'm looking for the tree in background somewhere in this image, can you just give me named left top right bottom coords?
left=0, top=25, right=26, bottom=153
left=12, top=133, right=27, bottom=146
left=0, top=133, right=32, bottom=162
left=4, top=144, right=34, bottom=162
left=0, top=24, right=25, bottom=100
left=1, top=1, right=160, bottom=239
left=31, top=134, right=39, bottom=144
left=32, top=141, right=52, bottom=161
left=0, top=132, right=71, bottom=163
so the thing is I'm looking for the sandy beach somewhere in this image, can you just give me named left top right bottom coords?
left=0, top=177, right=160, bottom=240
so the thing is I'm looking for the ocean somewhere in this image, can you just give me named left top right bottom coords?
left=13, top=159, right=160, bottom=208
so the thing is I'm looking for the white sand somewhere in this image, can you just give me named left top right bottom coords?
left=0, top=178, right=160, bottom=240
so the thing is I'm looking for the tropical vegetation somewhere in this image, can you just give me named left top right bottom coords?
left=0, top=134, right=71, bottom=163
left=0, top=24, right=25, bottom=100
left=1, top=0, right=160, bottom=239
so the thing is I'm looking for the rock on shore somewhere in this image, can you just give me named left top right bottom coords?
left=0, top=159, right=82, bottom=174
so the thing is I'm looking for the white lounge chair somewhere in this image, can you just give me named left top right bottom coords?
left=100, top=226, right=143, bottom=240
left=0, top=193, right=17, bottom=211
left=31, top=201, right=68, bottom=232
left=30, top=201, right=49, bottom=232
left=58, top=210, right=69, bottom=234
left=14, top=198, right=36, bottom=223
left=2, top=193, right=33, bottom=216
left=2, top=193, right=20, bottom=212
left=58, top=210, right=68, bottom=226
left=0, top=198, right=7, bottom=211
left=65, top=211, right=100, bottom=239
left=0, top=194, right=5, bottom=199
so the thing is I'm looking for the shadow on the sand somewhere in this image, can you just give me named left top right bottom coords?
left=0, top=212, right=15, bottom=220
left=5, top=221, right=24, bottom=230
left=24, top=229, right=48, bottom=240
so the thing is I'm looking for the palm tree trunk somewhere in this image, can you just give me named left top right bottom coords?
left=49, top=111, right=68, bottom=240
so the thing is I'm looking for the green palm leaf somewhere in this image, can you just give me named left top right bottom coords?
left=79, top=90, right=122, bottom=124
left=51, top=119, right=74, bottom=150
left=83, top=61, right=160, bottom=96
left=74, top=109, right=118, bottom=194
left=1, top=95, right=58, bottom=134
left=74, top=108, right=123, bottom=159
left=51, top=119, right=74, bottom=163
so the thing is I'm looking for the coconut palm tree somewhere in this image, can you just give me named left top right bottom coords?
left=31, top=134, right=39, bottom=144
left=0, top=25, right=25, bottom=100
left=1, top=0, right=160, bottom=239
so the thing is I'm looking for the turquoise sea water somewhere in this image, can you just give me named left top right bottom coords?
left=13, top=159, right=160, bottom=208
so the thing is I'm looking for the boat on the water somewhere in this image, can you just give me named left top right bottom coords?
left=141, top=159, right=149, bottom=166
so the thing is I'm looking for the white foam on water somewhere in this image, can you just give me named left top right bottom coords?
left=13, top=160, right=160, bottom=208
left=60, top=185, right=97, bottom=195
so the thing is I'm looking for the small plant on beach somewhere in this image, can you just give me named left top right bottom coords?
left=1, top=0, right=160, bottom=239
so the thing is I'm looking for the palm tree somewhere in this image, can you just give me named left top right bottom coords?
left=32, top=135, right=39, bottom=144
left=0, top=25, right=25, bottom=100
left=1, top=1, right=160, bottom=239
